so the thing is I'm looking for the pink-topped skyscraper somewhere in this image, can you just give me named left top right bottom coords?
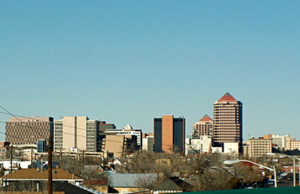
left=192, top=115, right=213, bottom=139
left=213, top=92, right=243, bottom=152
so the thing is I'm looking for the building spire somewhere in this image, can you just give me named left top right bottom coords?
left=218, top=92, right=237, bottom=102
left=199, top=114, right=213, bottom=122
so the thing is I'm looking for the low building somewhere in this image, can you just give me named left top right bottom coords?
left=249, top=137, right=272, bottom=158
left=0, top=142, right=10, bottom=159
left=142, top=135, right=154, bottom=152
left=108, top=173, right=158, bottom=193
left=186, top=135, right=212, bottom=155
left=0, top=168, right=84, bottom=190
left=101, top=124, right=143, bottom=157
left=224, top=142, right=239, bottom=154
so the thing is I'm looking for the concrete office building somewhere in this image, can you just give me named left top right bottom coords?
left=142, top=135, right=154, bottom=152
left=224, top=142, right=239, bottom=154
left=249, top=137, right=272, bottom=158
left=54, top=116, right=98, bottom=152
left=103, top=135, right=125, bottom=158
left=213, top=93, right=242, bottom=152
left=264, top=134, right=296, bottom=152
left=97, top=121, right=116, bottom=152
left=101, top=124, right=142, bottom=152
left=192, top=115, right=213, bottom=139
left=5, top=117, right=53, bottom=145
left=186, top=135, right=212, bottom=155
left=154, top=115, right=185, bottom=154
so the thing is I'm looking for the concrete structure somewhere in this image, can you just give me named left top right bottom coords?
left=186, top=135, right=212, bottom=155
left=97, top=121, right=116, bottom=152
left=242, top=141, right=250, bottom=158
left=103, top=135, right=125, bottom=158
left=103, top=124, right=142, bottom=148
left=286, top=140, right=300, bottom=151
left=99, top=124, right=142, bottom=156
left=264, top=134, right=295, bottom=152
left=211, top=147, right=223, bottom=153
left=54, top=116, right=98, bottom=152
left=37, top=139, right=47, bottom=152
left=249, top=138, right=272, bottom=158
left=154, top=115, right=185, bottom=154
left=142, top=134, right=154, bottom=152
left=0, top=142, right=10, bottom=159
left=213, top=93, right=242, bottom=152
left=5, top=117, right=53, bottom=145
left=224, top=142, right=239, bottom=154
left=192, top=115, right=213, bottom=139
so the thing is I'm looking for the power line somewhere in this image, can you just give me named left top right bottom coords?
left=0, top=109, right=113, bottom=135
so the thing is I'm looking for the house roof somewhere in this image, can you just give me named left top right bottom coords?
left=152, top=178, right=182, bottom=191
left=1, top=169, right=83, bottom=181
left=53, top=182, right=95, bottom=194
left=217, top=92, right=237, bottom=102
left=199, top=115, right=213, bottom=122
left=108, top=173, right=157, bottom=188
left=83, top=180, right=108, bottom=185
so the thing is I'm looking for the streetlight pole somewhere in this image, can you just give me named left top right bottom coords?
left=293, top=158, right=296, bottom=187
left=273, top=166, right=277, bottom=188
left=267, top=153, right=299, bottom=187
left=298, top=159, right=300, bottom=187
left=223, top=159, right=277, bottom=188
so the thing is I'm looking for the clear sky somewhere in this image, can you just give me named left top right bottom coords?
left=1, top=1, right=300, bottom=141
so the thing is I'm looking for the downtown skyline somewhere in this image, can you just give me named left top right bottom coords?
left=1, top=1, right=300, bottom=140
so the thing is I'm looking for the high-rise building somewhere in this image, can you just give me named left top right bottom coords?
left=54, top=116, right=98, bottom=152
left=153, top=115, right=185, bottom=154
left=5, top=117, right=53, bottom=145
left=213, top=93, right=242, bottom=152
left=192, top=115, right=213, bottom=138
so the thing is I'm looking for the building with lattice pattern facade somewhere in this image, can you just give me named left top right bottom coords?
left=5, top=117, right=53, bottom=145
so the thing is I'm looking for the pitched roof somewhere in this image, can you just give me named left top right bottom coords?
left=152, top=178, right=182, bottom=191
left=53, top=182, right=95, bottom=194
left=108, top=173, right=157, bottom=188
left=199, top=114, right=213, bottom=122
left=1, top=168, right=83, bottom=181
left=217, top=92, right=237, bottom=102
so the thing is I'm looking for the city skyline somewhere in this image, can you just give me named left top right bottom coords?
left=1, top=1, right=300, bottom=140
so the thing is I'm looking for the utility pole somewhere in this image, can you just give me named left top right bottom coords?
left=82, top=150, right=85, bottom=175
left=48, top=136, right=53, bottom=194
left=59, top=148, right=62, bottom=168
left=10, top=145, right=13, bottom=173
left=31, top=148, right=33, bottom=168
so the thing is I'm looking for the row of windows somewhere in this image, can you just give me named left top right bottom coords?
left=7, top=122, right=50, bottom=126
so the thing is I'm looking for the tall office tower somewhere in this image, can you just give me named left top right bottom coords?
left=5, top=117, right=53, bottom=145
left=213, top=93, right=242, bottom=152
left=192, top=114, right=213, bottom=139
left=153, top=115, right=185, bottom=154
left=54, top=116, right=99, bottom=152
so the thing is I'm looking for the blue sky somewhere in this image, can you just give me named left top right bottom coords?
left=1, top=1, right=300, bottom=141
